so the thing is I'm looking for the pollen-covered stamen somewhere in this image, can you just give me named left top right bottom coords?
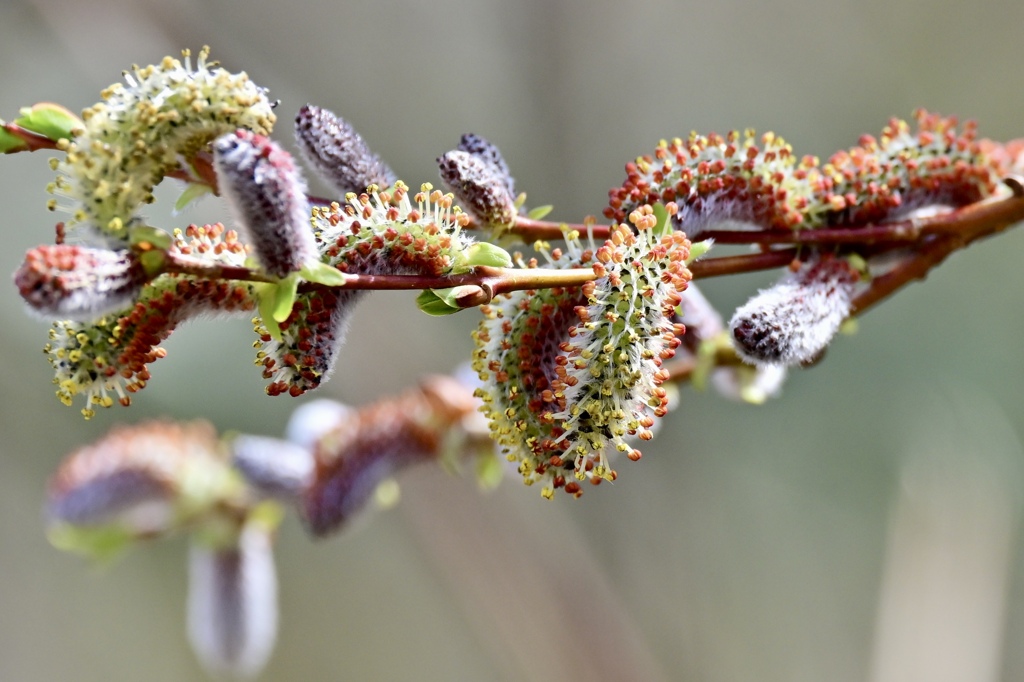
left=299, top=376, right=480, bottom=536
left=438, top=150, right=517, bottom=228
left=457, top=133, right=515, bottom=197
left=730, top=255, right=859, bottom=367
left=294, top=104, right=396, bottom=196
left=256, top=182, right=473, bottom=397
left=819, top=110, right=1010, bottom=225
left=15, top=244, right=148, bottom=321
left=606, top=129, right=824, bottom=236
left=171, top=222, right=250, bottom=265
left=553, top=220, right=691, bottom=473
left=47, top=420, right=222, bottom=531
left=50, top=48, right=276, bottom=246
left=473, top=210, right=692, bottom=497
left=47, top=276, right=257, bottom=418
left=213, top=130, right=316, bottom=278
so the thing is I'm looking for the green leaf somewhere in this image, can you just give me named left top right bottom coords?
left=0, top=125, right=28, bottom=153
left=475, top=452, right=505, bottom=491
left=254, top=275, right=299, bottom=342
left=128, top=225, right=172, bottom=251
left=845, top=252, right=868, bottom=277
left=15, top=102, right=82, bottom=142
left=685, top=239, right=714, bottom=264
left=691, top=337, right=718, bottom=391
left=174, top=182, right=212, bottom=212
left=270, top=273, right=300, bottom=323
left=48, top=523, right=135, bottom=564
left=255, top=283, right=283, bottom=340
left=652, top=202, right=671, bottom=237
left=526, top=204, right=554, bottom=221
left=138, top=250, right=167, bottom=278
left=513, top=192, right=528, bottom=211
left=416, top=289, right=462, bottom=316
left=300, top=261, right=348, bottom=287
left=462, top=241, right=512, bottom=269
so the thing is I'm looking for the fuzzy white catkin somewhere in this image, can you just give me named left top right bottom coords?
left=293, top=104, right=396, bottom=196
left=437, top=149, right=517, bottom=227
left=213, top=131, right=316, bottom=278
left=187, top=524, right=278, bottom=680
left=729, top=258, right=857, bottom=367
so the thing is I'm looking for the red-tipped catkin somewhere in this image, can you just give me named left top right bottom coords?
left=293, top=104, right=396, bottom=196
left=213, top=130, right=316, bottom=278
left=438, top=149, right=517, bottom=227
left=15, top=244, right=147, bottom=321
left=730, top=256, right=859, bottom=367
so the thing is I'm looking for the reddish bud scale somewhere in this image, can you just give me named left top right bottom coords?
left=293, top=104, right=396, bottom=196
left=213, top=130, right=316, bottom=278
left=15, top=244, right=148, bottom=321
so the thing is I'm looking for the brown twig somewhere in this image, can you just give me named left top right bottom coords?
left=159, top=146, right=1024, bottom=315
left=689, top=249, right=799, bottom=279
left=851, top=181, right=1024, bottom=315
left=159, top=251, right=598, bottom=307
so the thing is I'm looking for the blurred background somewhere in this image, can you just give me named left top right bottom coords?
left=2, top=0, right=1024, bottom=679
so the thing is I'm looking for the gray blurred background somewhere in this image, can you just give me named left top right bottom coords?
left=2, top=0, right=1024, bottom=680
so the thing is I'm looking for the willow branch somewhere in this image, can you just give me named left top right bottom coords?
left=689, top=249, right=799, bottom=279
left=159, top=251, right=597, bottom=306
left=851, top=179, right=1024, bottom=315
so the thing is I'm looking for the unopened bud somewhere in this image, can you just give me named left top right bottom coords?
left=187, top=524, right=278, bottom=680
left=294, top=104, right=396, bottom=196
left=15, top=244, right=147, bottom=321
left=730, top=257, right=858, bottom=366
left=213, top=130, right=316, bottom=278
left=438, top=150, right=517, bottom=227
left=457, top=133, right=515, bottom=197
